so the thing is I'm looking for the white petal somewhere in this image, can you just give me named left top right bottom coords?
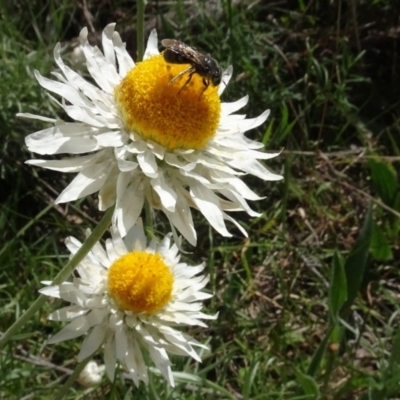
left=102, top=23, right=117, bottom=68
left=144, top=29, right=159, bottom=59
left=115, top=173, right=145, bottom=236
left=104, top=335, right=117, bottom=381
left=227, top=158, right=282, bottom=181
left=113, top=31, right=134, bottom=77
left=116, top=158, right=138, bottom=172
left=47, top=315, right=90, bottom=343
left=17, top=112, right=56, bottom=123
left=218, top=65, right=233, bottom=95
left=85, top=308, right=107, bottom=326
left=90, top=241, right=111, bottom=268
left=78, top=323, right=107, bottom=361
left=137, top=150, right=158, bottom=178
left=61, top=103, right=110, bottom=128
left=184, top=153, right=236, bottom=174
left=53, top=44, right=109, bottom=106
left=65, top=236, right=82, bottom=255
left=164, top=195, right=196, bottom=246
left=25, top=125, right=100, bottom=155
left=235, top=149, right=282, bottom=160
left=26, top=154, right=97, bottom=172
left=127, top=140, right=147, bottom=154
left=150, top=173, right=177, bottom=212
left=98, top=166, right=118, bottom=211
left=115, top=327, right=128, bottom=360
left=136, top=326, right=174, bottom=386
left=223, top=212, right=248, bottom=237
left=47, top=305, right=87, bottom=321
left=79, top=28, right=119, bottom=93
left=180, top=168, right=214, bottom=186
left=212, top=134, right=265, bottom=151
left=123, top=219, right=147, bottom=251
left=96, top=130, right=125, bottom=147
left=159, top=327, right=201, bottom=361
left=39, top=284, right=70, bottom=299
left=34, top=70, right=93, bottom=109
left=221, top=95, right=248, bottom=115
left=158, top=311, right=202, bottom=325
left=190, top=183, right=231, bottom=237
left=238, top=109, right=270, bottom=132
left=174, top=263, right=205, bottom=278
left=164, top=242, right=180, bottom=263
left=146, top=345, right=174, bottom=387
left=125, top=338, right=148, bottom=386
left=219, top=189, right=260, bottom=216
left=110, top=228, right=129, bottom=257
left=157, top=234, right=172, bottom=256
left=41, top=283, right=88, bottom=306
left=147, top=140, right=165, bottom=160
left=105, top=237, right=119, bottom=264
left=55, top=160, right=113, bottom=203
left=165, top=153, right=196, bottom=171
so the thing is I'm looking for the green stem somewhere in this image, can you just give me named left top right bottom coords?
left=136, top=0, right=146, bottom=61
left=0, top=207, right=114, bottom=350
left=144, top=199, right=154, bottom=239
left=0, top=203, right=53, bottom=259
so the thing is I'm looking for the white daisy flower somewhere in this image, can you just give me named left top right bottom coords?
left=78, top=361, right=105, bottom=386
left=40, top=221, right=215, bottom=387
left=20, top=24, right=282, bottom=246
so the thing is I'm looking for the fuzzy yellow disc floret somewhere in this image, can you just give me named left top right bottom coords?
left=107, top=251, right=173, bottom=314
left=114, top=54, right=221, bottom=151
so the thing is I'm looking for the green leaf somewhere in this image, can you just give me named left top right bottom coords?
left=370, top=221, right=393, bottom=261
left=328, top=252, right=347, bottom=321
left=242, top=361, right=260, bottom=400
left=369, top=159, right=398, bottom=207
left=295, top=368, right=320, bottom=399
left=307, top=325, right=334, bottom=377
left=386, top=326, right=400, bottom=382
left=342, top=205, right=373, bottom=312
left=388, top=328, right=400, bottom=371
left=358, top=328, right=400, bottom=400
left=263, top=118, right=273, bottom=145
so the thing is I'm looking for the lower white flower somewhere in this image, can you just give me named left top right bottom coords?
left=40, top=222, right=215, bottom=387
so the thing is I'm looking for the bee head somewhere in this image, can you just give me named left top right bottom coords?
left=211, top=66, right=223, bottom=86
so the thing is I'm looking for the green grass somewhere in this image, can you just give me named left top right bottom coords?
left=1, top=0, right=400, bottom=399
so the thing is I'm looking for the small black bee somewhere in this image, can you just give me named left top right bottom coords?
left=162, top=39, right=222, bottom=94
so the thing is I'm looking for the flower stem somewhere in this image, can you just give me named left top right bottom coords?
left=144, top=199, right=154, bottom=239
left=0, top=203, right=53, bottom=259
left=0, top=207, right=114, bottom=350
left=136, top=0, right=147, bottom=61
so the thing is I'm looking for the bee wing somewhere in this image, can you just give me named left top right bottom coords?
left=184, top=48, right=210, bottom=70
left=161, top=39, right=183, bottom=49
left=162, top=39, right=209, bottom=69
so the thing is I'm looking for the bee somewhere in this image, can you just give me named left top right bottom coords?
left=161, top=39, right=223, bottom=94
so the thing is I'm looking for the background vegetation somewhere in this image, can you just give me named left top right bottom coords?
left=1, top=0, right=400, bottom=399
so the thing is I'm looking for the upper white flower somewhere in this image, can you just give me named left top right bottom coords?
left=21, top=23, right=282, bottom=246
left=40, top=221, right=215, bottom=387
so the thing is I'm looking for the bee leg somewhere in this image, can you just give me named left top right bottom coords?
left=199, top=78, right=209, bottom=97
left=167, top=66, right=193, bottom=86
left=178, top=70, right=195, bottom=94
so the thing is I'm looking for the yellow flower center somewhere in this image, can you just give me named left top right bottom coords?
left=114, top=54, right=221, bottom=151
left=107, top=251, right=173, bottom=314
